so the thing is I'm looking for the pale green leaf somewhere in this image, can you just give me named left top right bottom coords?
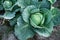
left=14, top=16, right=35, bottom=40
left=40, top=8, right=52, bottom=25
left=22, top=5, right=36, bottom=23
left=17, top=0, right=38, bottom=8
left=33, top=21, right=54, bottom=37
left=0, top=5, right=3, bottom=10
left=3, top=11, right=16, bottom=19
left=9, top=13, right=20, bottom=26
left=48, top=0, right=56, bottom=4
left=39, top=0, right=51, bottom=9
left=30, top=19, right=44, bottom=28
left=52, top=8, right=60, bottom=25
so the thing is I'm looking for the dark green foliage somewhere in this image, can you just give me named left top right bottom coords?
left=0, top=0, right=60, bottom=40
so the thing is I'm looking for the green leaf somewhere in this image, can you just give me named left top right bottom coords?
left=3, top=1, right=17, bottom=11
left=40, top=8, right=52, bottom=25
left=0, top=5, right=3, bottom=10
left=12, top=5, right=20, bottom=12
left=33, top=21, right=54, bottom=37
left=0, top=0, right=3, bottom=10
left=9, top=13, right=20, bottom=26
left=17, top=0, right=38, bottom=8
left=22, top=5, right=36, bottom=23
left=30, top=19, right=44, bottom=28
left=31, top=13, right=43, bottom=25
left=0, top=0, right=3, bottom=4
left=51, top=7, right=57, bottom=15
left=52, top=8, right=60, bottom=25
left=3, top=11, right=16, bottom=19
left=45, top=21, right=54, bottom=33
left=14, top=16, right=35, bottom=40
left=10, top=0, right=17, bottom=4
left=48, top=0, right=56, bottom=4
left=31, top=8, right=40, bottom=13
left=3, top=1, right=12, bottom=9
left=39, top=0, right=51, bottom=9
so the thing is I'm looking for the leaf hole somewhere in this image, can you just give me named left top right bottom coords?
left=38, top=0, right=42, bottom=1
left=0, top=9, right=5, bottom=15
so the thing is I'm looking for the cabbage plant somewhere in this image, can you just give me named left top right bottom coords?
left=3, top=0, right=17, bottom=10
left=15, top=5, right=54, bottom=40
left=0, top=0, right=60, bottom=40
left=3, top=1, right=12, bottom=9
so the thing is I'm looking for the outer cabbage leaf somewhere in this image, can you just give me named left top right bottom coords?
left=12, top=5, right=20, bottom=12
left=40, top=8, right=52, bottom=25
left=3, top=11, right=16, bottom=19
left=15, top=16, right=35, bottom=40
left=48, top=0, right=56, bottom=4
left=0, top=0, right=3, bottom=4
left=17, top=0, right=38, bottom=8
left=39, top=0, right=51, bottom=9
left=10, top=0, right=17, bottom=4
left=0, top=0, right=3, bottom=10
left=22, top=5, right=37, bottom=23
left=52, top=8, right=60, bottom=25
left=0, top=5, right=3, bottom=10
left=33, top=21, right=54, bottom=37
left=9, top=12, right=20, bottom=26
